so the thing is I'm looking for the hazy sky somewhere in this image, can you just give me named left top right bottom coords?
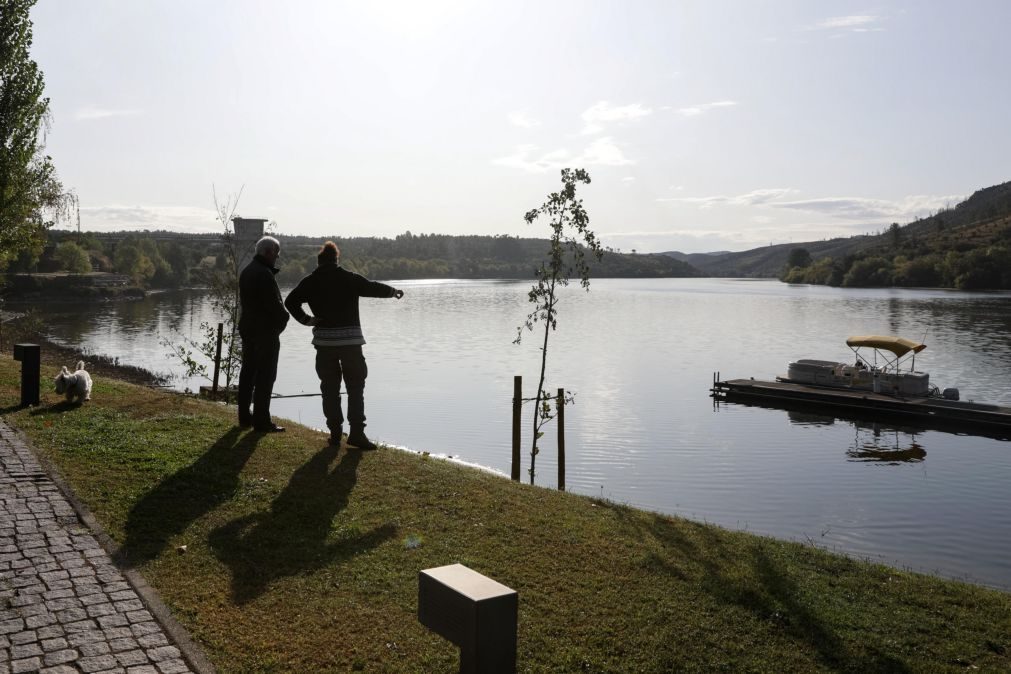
left=29, top=0, right=1011, bottom=253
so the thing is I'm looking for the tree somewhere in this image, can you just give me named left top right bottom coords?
left=113, top=236, right=157, bottom=285
left=0, top=0, right=67, bottom=270
left=889, top=222, right=902, bottom=249
left=515, top=168, right=602, bottom=485
left=842, top=256, right=894, bottom=287
left=54, top=241, right=91, bottom=273
left=786, top=247, right=812, bottom=269
left=161, top=186, right=246, bottom=396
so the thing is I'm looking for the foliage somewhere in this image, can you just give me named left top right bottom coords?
left=0, top=0, right=68, bottom=270
left=786, top=247, right=812, bottom=270
left=112, top=235, right=158, bottom=285
left=769, top=180, right=1011, bottom=290
left=53, top=240, right=91, bottom=273
left=515, top=168, right=602, bottom=484
left=842, top=256, right=894, bottom=287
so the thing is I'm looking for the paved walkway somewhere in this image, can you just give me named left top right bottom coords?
left=0, top=420, right=199, bottom=674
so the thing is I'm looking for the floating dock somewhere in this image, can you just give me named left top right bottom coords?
left=711, top=377, right=1011, bottom=436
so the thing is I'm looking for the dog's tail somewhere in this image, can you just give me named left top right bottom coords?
left=76, top=361, right=86, bottom=371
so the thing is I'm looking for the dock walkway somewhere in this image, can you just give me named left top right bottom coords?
left=713, top=378, right=1011, bottom=434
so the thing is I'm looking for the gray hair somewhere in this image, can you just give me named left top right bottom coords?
left=255, top=236, right=280, bottom=255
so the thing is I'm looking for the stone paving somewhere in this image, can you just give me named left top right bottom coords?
left=0, top=420, right=196, bottom=674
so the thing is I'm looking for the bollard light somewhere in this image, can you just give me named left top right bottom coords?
left=419, top=563, right=518, bottom=674
left=14, top=343, right=41, bottom=407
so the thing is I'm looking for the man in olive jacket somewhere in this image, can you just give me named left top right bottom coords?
left=238, top=236, right=289, bottom=432
left=284, top=241, right=404, bottom=449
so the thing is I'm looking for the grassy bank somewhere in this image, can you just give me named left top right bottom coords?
left=1, top=354, right=1009, bottom=672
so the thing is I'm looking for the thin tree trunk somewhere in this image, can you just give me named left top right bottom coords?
left=529, top=273, right=557, bottom=484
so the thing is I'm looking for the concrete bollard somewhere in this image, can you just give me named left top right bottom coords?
left=418, top=563, right=518, bottom=673
left=13, top=343, right=40, bottom=407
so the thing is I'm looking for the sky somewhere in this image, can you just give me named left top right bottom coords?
left=27, top=0, right=1011, bottom=253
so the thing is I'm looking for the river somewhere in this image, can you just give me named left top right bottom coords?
left=14, top=278, right=1011, bottom=588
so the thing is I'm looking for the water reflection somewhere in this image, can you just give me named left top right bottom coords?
left=786, top=410, right=835, bottom=427
left=846, top=422, right=927, bottom=464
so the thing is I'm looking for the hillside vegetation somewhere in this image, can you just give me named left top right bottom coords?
left=666, top=180, right=1011, bottom=289
left=2, top=231, right=701, bottom=296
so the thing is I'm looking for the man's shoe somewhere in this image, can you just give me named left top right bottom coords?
left=254, top=423, right=286, bottom=433
left=329, top=430, right=345, bottom=446
left=346, top=432, right=377, bottom=451
left=238, top=410, right=253, bottom=428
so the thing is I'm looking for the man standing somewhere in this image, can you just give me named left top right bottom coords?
left=284, top=241, right=404, bottom=449
left=238, top=236, right=289, bottom=432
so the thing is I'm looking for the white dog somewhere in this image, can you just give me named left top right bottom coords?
left=54, top=361, right=93, bottom=403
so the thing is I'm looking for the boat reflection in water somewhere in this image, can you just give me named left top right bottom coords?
left=785, top=410, right=927, bottom=463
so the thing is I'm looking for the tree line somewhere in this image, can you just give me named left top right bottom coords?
left=780, top=226, right=1011, bottom=290
left=779, top=183, right=1011, bottom=290
left=4, top=229, right=702, bottom=293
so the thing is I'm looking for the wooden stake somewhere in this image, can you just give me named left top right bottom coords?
left=212, top=322, right=224, bottom=397
left=511, top=376, right=522, bottom=481
left=557, top=387, right=565, bottom=492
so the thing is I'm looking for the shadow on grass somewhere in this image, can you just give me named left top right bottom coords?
left=29, top=400, right=83, bottom=415
left=116, top=427, right=262, bottom=566
left=209, top=443, right=396, bottom=604
left=625, top=509, right=912, bottom=672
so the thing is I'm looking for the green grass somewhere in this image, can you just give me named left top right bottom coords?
left=2, top=354, right=1010, bottom=672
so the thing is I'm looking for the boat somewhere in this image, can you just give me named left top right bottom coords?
left=781, top=335, right=955, bottom=399
left=710, top=335, right=1011, bottom=437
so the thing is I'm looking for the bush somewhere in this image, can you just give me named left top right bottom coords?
left=893, top=256, right=942, bottom=287
left=54, top=242, right=93, bottom=273
left=842, top=257, right=894, bottom=287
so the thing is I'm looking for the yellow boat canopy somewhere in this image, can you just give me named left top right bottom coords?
left=846, top=335, right=926, bottom=357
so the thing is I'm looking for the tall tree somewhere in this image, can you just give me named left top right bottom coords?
left=0, top=0, right=66, bottom=270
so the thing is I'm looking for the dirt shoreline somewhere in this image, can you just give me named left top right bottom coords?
left=32, top=336, right=171, bottom=388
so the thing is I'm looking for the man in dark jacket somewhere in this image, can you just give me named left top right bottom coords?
left=238, top=236, right=290, bottom=432
left=284, top=241, right=404, bottom=449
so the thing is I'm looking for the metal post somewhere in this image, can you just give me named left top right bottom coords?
left=14, top=343, right=40, bottom=407
left=557, top=388, right=565, bottom=492
left=212, top=322, right=224, bottom=397
left=511, top=376, right=521, bottom=481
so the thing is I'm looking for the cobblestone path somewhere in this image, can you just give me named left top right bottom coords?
left=0, top=420, right=198, bottom=674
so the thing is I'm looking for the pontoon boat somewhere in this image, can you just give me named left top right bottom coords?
left=781, top=335, right=956, bottom=399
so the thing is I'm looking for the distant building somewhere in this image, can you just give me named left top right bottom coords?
left=232, top=218, right=268, bottom=270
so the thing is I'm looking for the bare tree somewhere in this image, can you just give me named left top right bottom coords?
left=161, top=185, right=245, bottom=395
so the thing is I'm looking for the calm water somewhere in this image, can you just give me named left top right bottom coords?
left=18, top=278, right=1011, bottom=588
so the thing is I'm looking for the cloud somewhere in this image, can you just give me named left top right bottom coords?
left=675, top=100, right=738, bottom=117
left=81, top=205, right=221, bottom=232
left=807, top=15, right=885, bottom=34
left=773, top=194, right=963, bottom=220
left=579, top=137, right=633, bottom=166
left=658, top=188, right=962, bottom=224
left=74, top=106, right=142, bottom=121
left=493, top=137, right=633, bottom=173
left=657, top=187, right=795, bottom=208
left=581, top=101, right=652, bottom=135
left=599, top=220, right=880, bottom=254
left=508, top=110, right=541, bottom=129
